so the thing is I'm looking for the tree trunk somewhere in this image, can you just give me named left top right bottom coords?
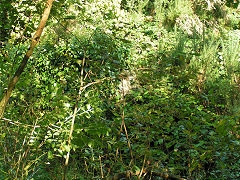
left=0, top=0, right=55, bottom=118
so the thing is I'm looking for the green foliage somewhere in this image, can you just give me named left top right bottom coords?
left=164, top=0, right=193, bottom=26
left=226, top=0, right=240, bottom=8
left=0, top=0, right=45, bottom=42
left=1, top=0, right=240, bottom=179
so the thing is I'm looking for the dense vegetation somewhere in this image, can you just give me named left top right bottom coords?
left=0, top=0, right=240, bottom=179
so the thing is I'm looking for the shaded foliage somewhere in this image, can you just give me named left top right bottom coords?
left=1, top=0, right=240, bottom=179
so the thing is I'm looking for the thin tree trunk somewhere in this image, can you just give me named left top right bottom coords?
left=0, top=0, right=55, bottom=118
left=62, top=52, right=86, bottom=180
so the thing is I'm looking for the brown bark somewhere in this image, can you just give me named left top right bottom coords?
left=0, top=0, right=55, bottom=118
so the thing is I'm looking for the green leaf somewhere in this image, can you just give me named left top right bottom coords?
left=48, top=151, right=54, bottom=159
left=0, top=133, right=6, bottom=139
left=63, top=145, right=71, bottom=152
left=157, top=139, right=163, bottom=145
